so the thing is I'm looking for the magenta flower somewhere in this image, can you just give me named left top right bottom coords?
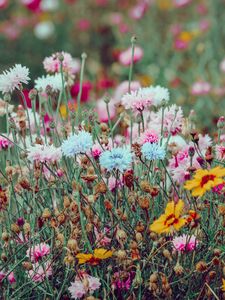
left=119, top=46, right=143, bottom=66
left=26, top=243, right=50, bottom=262
left=8, top=272, right=16, bottom=284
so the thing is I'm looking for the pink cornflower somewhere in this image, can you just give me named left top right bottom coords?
left=121, top=88, right=153, bottom=112
left=150, top=105, right=183, bottom=136
left=26, top=243, right=50, bottom=262
left=212, top=183, right=225, bottom=195
left=94, top=227, right=111, bottom=247
left=91, top=144, right=103, bottom=159
left=0, top=0, right=8, bottom=9
left=172, top=234, right=198, bottom=252
left=112, top=271, right=133, bottom=291
left=8, top=272, right=16, bottom=284
left=69, top=273, right=101, bottom=299
left=140, top=129, right=159, bottom=145
left=215, top=145, right=225, bottom=160
left=0, top=136, right=13, bottom=150
left=119, top=46, right=143, bottom=66
left=28, top=261, right=52, bottom=282
left=0, top=271, right=5, bottom=282
left=27, top=144, right=62, bottom=163
left=191, top=81, right=211, bottom=96
left=43, top=52, right=80, bottom=76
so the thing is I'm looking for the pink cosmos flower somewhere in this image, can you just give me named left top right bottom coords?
left=26, top=243, right=50, bottom=262
left=77, top=19, right=90, bottom=31
left=129, top=1, right=149, bottom=20
left=8, top=272, right=16, bottom=284
left=140, top=129, right=159, bottom=145
left=20, top=0, right=41, bottom=12
left=69, top=274, right=101, bottom=299
left=172, top=234, right=198, bottom=252
left=119, top=46, right=143, bottom=66
left=43, top=52, right=80, bottom=76
left=28, top=261, right=52, bottom=282
left=0, top=136, right=13, bottom=150
left=174, top=39, right=189, bottom=50
left=191, top=81, right=211, bottom=96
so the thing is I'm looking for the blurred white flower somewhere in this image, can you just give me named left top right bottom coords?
left=34, top=21, right=55, bottom=40
left=41, top=0, right=59, bottom=11
left=34, top=74, right=64, bottom=92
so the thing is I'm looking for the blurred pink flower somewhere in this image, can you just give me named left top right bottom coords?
left=70, top=81, right=92, bottom=102
left=173, top=0, right=192, bottom=8
left=8, top=272, right=16, bottom=284
left=77, top=19, right=90, bottom=31
left=21, top=0, right=41, bottom=12
left=199, top=19, right=210, bottom=32
left=43, top=52, right=80, bottom=75
left=0, top=271, right=5, bottom=282
left=191, top=81, right=211, bottom=96
left=112, top=271, right=133, bottom=290
left=94, top=227, right=111, bottom=247
left=174, top=39, right=189, bottom=50
left=113, top=81, right=141, bottom=104
left=28, top=261, right=52, bottom=282
left=96, top=98, right=116, bottom=122
left=121, top=88, right=153, bottom=112
left=27, top=243, right=50, bottom=262
left=215, top=145, right=225, bottom=160
left=129, top=1, right=149, bottom=20
left=0, top=0, right=8, bottom=9
left=172, top=234, right=198, bottom=252
left=119, top=46, right=143, bottom=66
left=0, top=136, right=13, bottom=150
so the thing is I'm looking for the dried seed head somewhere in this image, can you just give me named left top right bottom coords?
left=174, top=262, right=184, bottom=275
left=116, top=250, right=127, bottom=260
left=67, top=239, right=79, bottom=252
left=11, top=223, right=20, bottom=234
left=2, top=231, right=9, bottom=242
left=163, top=249, right=172, bottom=262
left=149, top=273, right=158, bottom=283
left=42, top=208, right=51, bottom=219
left=135, top=232, right=143, bottom=243
left=138, top=196, right=150, bottom=209
left=64, top=254, right=75, bottom=266
left=63, top=196, right=71, bottom=208
left=22, top=261, right=33, bottom=270
left=23, top=222, right=31, bottom=234
left=196, top=261, right=207, bottom=272
left=140, top=180, right=152, bottom=193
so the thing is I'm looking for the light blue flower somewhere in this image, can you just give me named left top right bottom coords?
left=61, top=131, right=93, bottom=157
left=141, top=142, right=166, bottom=160
left=99, top=147, right=132, bottom=172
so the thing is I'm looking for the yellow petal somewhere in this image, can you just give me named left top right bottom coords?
left=76, top=253, right=93, bottom=264
left=94, top=248, right=113, bottom=260
left=165, top=201, right=175, bottom=215
left=174, top=200, right=184, bottom=218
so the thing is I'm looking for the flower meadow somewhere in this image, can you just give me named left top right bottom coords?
left=1, top=44, right=225, bottom=300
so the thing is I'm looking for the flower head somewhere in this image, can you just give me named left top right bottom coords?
left=28, top=261, right=52, bottom=282
left=61, top=131, right=93, bottom=157
left=27, top=144, right=62, bottom=163
left=141, top=142, right=166, bottom=160
left=0, top=136, right=13, bottom=150
left=119, top=46, right=143, bottom=66
left=184, top=166, right=225, bottom=197
left=139, top=129, right=159, bottom=144
left=121, top=88, right=153, bottom=112
left=99, top=147, right=132, bottom=172
left=150, top=200, right=187, bottom=234
left=76, top=248, right=113, bottom=265
left=69, top=274, right=101, bottom=299
left=172, top=234, right=198, bottom=252
left=26, top=243, right=50, bottom=262
left=144, top=85, right=170, bottom=106
left=0, top=64, right=30, bottom=94
left=34, top=73, right=63, bottom=93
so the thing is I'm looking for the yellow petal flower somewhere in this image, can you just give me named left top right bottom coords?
left=76, top=253, right=93, bottom=264
left=94, top=248, right=113, bottom=260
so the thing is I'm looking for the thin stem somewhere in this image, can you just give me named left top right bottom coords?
left=77, top=52, right=87, bottom=125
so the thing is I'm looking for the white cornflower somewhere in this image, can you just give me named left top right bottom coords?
left=34, top=74, right=64, bottom=92
left=0, top=64, right=30, bottom=94
left=144, top=85, right=170, bottom=106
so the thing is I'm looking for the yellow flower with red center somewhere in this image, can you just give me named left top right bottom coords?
left=150, top=200, right=187, bottom=234
left=184, top=167, right=225, bottom=197
left=178, top=31, right=193, bottom=43
left=76, top=248, right=113, bottom=265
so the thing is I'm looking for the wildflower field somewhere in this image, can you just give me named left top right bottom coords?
left=0, top=1, right=225, bottom=299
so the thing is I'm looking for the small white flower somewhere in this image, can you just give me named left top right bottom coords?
left=0, top=64, right=30, bottom=94
left=34, top=21, right=55, bottom=40
left=144, top=85, right=170, bottom=106
left=34, top=74, right=64, bottom=92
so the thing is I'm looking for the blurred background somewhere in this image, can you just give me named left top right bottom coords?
left=0, top=0, right=225, bottom=130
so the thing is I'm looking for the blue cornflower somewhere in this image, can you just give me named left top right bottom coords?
left=61, top=131, right=93, bottom=157
left=141, top=142, right=166, bottom=160
left=99, top=147, right=132, bottom=172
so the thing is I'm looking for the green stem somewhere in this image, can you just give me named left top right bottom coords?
left=77, top=52, right=87, bottom=125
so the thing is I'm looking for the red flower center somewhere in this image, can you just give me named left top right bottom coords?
left=164, top=214, right=179, bottom=226
left=88, top=257, right=100, bottom=265
left=200, top=174, right=216, bottom=187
